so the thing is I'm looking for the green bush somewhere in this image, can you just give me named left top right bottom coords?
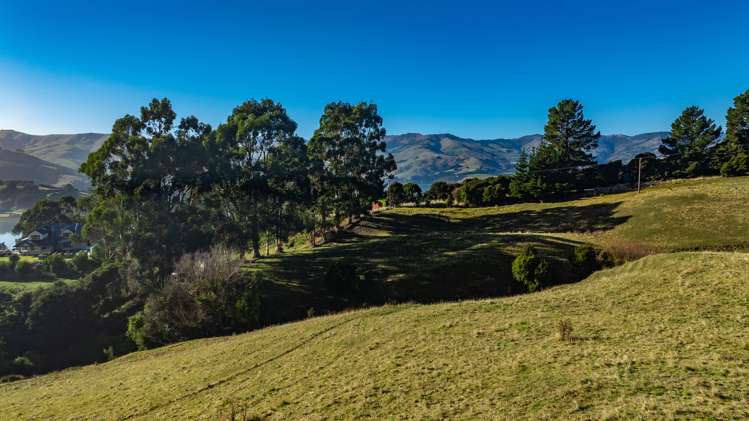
left=71, top=252, right=100, bottom=276
left=8, top=254, right=19, bottom=269
left=45, top=253, right=77, bottom=278
left=15, top=260, right=36, bottom=275
left=570, top=245, right=618, bottom=278
left=511, top=246, right=550, bottom=292
left=571, top=245, right=598, bottom=277
left=720, top=152, right=749, bottom=177
left=323, top=261, right=360, bottom=293
left=11, top=356, right=34, bottom=376
left=0, top=261, right=13, bottom=277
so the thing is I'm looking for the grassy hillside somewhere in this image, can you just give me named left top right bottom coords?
left=2, top=252, right=747, bottom=419
left=0, top=149, right=89, bottom=191
left=394, top=176, right=749, bottom=252
left=253, top=176, right=749, bottom=325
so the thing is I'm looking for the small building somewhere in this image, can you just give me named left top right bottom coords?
left=15, top=223, right=88, bottom=256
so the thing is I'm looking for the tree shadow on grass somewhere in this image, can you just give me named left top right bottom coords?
left=254, top=201, right=629, bottom=325
left=466, top=202, right=629, bottom=233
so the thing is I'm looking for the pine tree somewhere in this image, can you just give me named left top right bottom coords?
left=541, top=99, right=600, bottom=167
left=659, top=106, right=721, bottom=177
left=716, top=90, right=749, bottom=176
left=724, top=89, right=749, bottom=154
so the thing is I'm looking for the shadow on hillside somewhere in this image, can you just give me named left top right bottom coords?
left=466, top=202, right=629, bottom=233
left=255, top=201, right=629, bottom=325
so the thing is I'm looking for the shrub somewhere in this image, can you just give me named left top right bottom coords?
left=720, top=152, right=749, bottom=177
left=558, top=319, right=574, bottom=341
left=603, top=240, right=656, bottom=263
left=8, top=254, right=19, bottom=269
left=71, top=252, right=100, bottom=276
left=323, top=261, right=360, bottom=293
left=0, top=261, right=13, bottom=277
left=45, top=253, right=77, bottom=278
left=127, top=245, right=261, bottom=349
left=511, top=246, right=550, bottom=292
left=15, top=260, right=35, bottom=275
left=11, top=356, right=34, bottom=376
left=570, top=245, right=599, bottom=278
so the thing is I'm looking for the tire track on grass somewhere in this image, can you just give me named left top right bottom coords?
left=122, top=305, right=408, bottom=420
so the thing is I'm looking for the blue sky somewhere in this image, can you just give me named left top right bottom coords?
left=1, top=0, right=747, bottom=138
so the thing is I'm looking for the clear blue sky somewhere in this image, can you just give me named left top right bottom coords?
left=1, top=0, right=747, bottom=139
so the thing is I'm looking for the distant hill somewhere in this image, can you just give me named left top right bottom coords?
left=0, top=148, right=89, bottom=190
left=0, top=130, right=108, bottom=170
left=385, top=132, right=668, bottom=187
left=0, top=129, right=667, bottom=191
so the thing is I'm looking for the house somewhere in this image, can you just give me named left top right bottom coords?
left=14, top=223, right=88, bottom=256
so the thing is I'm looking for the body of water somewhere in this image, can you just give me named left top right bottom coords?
left=0, top=217, right=20, bottom=249
left=0, top=232, right=18, bottom=249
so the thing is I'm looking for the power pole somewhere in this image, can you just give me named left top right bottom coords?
left=637, top=157, right=642, bottom=193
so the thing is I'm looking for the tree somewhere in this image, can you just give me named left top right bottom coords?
left=522, top=99, right=600, bottom=197
left=717, top=89, right=749, bottom=176
left=13, top=197, right=81, bottom=236
left=266, top=135, right=310, bottom=252
left=308, top=102, right=396, bottom=226
left=510, top=148, right=545, bottom=200
left=387, top=182, right=406, bottom=207
left=425, top=181, right=452, bottom=203
left=659, top=106, right=721, bottom=177
left=540, top=99, right=600, bottom=167
left=403, top=183, right=422, bottom=205
left=81, top=98, right=214, bottom=292
left=211, top=99, right=298, bottom=258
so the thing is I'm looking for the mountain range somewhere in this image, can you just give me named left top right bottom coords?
left=0, top=129, right=668, bottom=191
left=385, top=132, right=668, bottom=187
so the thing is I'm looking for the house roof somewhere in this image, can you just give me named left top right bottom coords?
left=17, top=223, right=83, bottom=247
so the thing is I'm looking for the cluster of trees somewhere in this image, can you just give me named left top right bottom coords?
left=510, top=91, right=749, bottom=201
left=81, top=98, right=394, bottom=284
left=414, top=89, right=749, bottom=206
left=0, top=265, right=130, bottom=377
left=1, top=97, right=396, bottom=377
left=386, top=182, right=422, bottom=206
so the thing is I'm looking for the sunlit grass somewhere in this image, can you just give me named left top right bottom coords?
left=2, top=252, right=747, bottom=419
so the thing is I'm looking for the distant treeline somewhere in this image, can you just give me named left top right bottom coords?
left=390, top=90, right=749, bottom=207
left=0, top=181, right=79, bottom=213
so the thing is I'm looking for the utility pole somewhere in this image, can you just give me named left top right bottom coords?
left=637, top=157, right=642, bottom=193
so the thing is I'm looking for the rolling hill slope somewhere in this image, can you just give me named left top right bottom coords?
left=0, top=149, right=89, bottom=190
left=2, top=252, right=747, bottom=419
left=0, top=130, right=107, bottom=170
left=248, top=176, right=749, bottom=326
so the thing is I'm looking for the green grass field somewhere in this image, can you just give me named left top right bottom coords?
left=0, top=256, right=63, bottom=294
left=2, top=252, right=747, bottom=419
left=0, top=279, right=75, bottom=294
left=254, top=176, right=749, bottom=324
left=3, top=176, right=749, bottom=419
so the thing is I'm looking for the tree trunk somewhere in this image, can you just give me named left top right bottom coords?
left=251, top=193, right=261, bottom=258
